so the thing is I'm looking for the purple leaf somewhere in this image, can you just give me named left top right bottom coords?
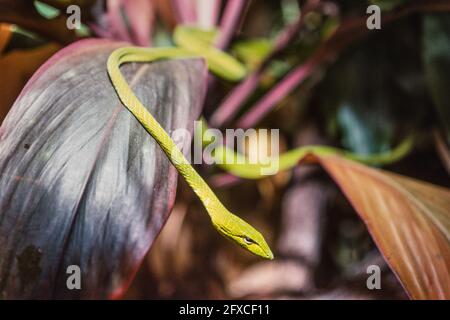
left=0, top=39, right=207, bottom=299
left=235, top=60, right=315, bottom=129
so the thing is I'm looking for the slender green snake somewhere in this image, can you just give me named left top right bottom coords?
left=107, top=26, right=413, bottom=260
left=107, top=28, right=273, bottom=259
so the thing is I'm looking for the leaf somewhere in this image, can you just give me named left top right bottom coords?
left=423, top=13, right=450, bottom=144
left=0, top=39, right=207, bottom=299
left=34, top=1, right=61, bottom=19
left=0, top=23, right=12, bottom=53
left=316, top=155, right=450, bottom=299
left=213, top=138, right=450, bottom=298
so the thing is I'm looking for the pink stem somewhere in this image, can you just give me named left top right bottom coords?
left=124, top=0, right=155, bottom=47
left=107, top=0, right=132, bottom=42
left=209, top=71, right=261, bottom=127
left=215, top=0, right=246, bottom=49
left=171, top=0, right=197, bottom=25
left=236, top=59, right=316, bottom=129
left=210, top=173, right=242, bottom=188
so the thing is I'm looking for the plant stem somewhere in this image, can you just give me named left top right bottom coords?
left=171, top=0, right=197, bottom=25
left=215, top=0, right=246, bottom=50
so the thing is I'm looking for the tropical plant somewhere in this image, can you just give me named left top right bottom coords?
left=0, top=0, right=449, bottom=299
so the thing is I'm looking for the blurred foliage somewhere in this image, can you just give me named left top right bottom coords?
left=422, top=13, right=450, bottom=144
left=2, top=0, right=450, bottom=300
left=319, top=20, right=427, bottom=154
left=369, top=0, right=412, bottom=11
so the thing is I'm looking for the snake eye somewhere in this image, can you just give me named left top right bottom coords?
left=243, top=237, right=255, bottom=245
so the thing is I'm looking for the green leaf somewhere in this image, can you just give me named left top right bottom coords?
left=318, top=155, right=450, bottom=299
left=232, top=38, right=273, bottom=71
left=34, top=1, right=60, bottom=19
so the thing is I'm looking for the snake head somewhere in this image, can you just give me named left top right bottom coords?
left=212, top=213, right=274, bottom=260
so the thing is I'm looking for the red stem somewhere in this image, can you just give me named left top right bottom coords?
left=215, top=0, right=246, bottom=50
left=233, top=0, right=450, bottom=129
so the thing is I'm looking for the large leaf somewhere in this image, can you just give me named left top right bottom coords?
left=423, top=13, right=450, bottom=144
left=317, top=155, right=450, bottom=299
left=0, top=39, right=207, bottom=299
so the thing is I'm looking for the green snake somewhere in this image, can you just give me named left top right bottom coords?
left=107, top=26, right=413, bottom=260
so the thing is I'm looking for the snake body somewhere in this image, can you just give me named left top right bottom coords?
left=107, top=46, right=274, bottom=259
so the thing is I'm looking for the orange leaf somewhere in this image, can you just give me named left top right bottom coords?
left=316, top=155, right=450, bottom=299
left=0, top=43, right=60, bottom=122
left=0, top=23, right=12, bottom=53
